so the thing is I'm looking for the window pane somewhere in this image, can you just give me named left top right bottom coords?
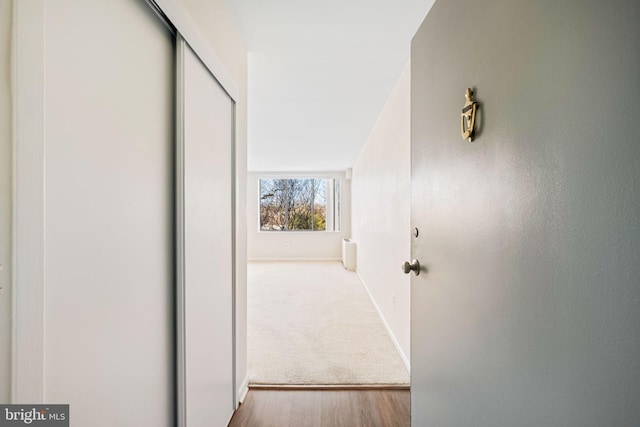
left=259, top=178, right=339, bottom=232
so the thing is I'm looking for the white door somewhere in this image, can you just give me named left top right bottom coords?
left=410, top=0, right=640, bottom=425
left=178, top=40, right=235, bottom=426
left=44, top=0, right=175, bottom=425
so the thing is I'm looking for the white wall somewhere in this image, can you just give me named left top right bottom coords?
left=351, top=62, right=411, bottom=366
left=0, top=0, right=12, bottom=404
left=179, top=0, right=249, bottom=400
left=247, top=172, right=351, bottom=260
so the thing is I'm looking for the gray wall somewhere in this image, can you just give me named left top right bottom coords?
left=411, top=0, right=640, bottom=425
left=0, top=0, right=12, bottom=403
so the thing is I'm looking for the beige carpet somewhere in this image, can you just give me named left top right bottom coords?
left=248, top=260, right=409, bottom=385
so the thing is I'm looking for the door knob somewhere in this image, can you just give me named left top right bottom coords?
left=402, top=259, right=421, bottom=275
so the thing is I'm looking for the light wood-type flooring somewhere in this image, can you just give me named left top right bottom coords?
left=228, top=388, right=410, bottom=427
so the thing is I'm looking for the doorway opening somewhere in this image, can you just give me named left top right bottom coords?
left=245, top=174, right=409, bottom=388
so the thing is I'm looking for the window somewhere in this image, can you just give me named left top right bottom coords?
left=259, top=178, right=341, bottom=232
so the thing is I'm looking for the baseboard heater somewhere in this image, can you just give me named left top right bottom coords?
left=342, top=238, right=356, bottom=271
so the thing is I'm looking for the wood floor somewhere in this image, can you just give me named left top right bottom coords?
left=228, top=389, right=410, bottom=427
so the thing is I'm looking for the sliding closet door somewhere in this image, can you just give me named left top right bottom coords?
left=179, top=41, right=235, bottom=426
left=44, top=1, right=175, bottom=425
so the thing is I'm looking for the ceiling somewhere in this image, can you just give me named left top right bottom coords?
left=224, top=0, right=436, bottom=172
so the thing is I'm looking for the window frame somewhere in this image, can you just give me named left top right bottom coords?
left=257, top=174, right=342, bottom=233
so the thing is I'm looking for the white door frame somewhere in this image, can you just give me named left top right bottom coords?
left=11, top=0, right=47, bottom=403
left=12, top=0, right=241, bottom=408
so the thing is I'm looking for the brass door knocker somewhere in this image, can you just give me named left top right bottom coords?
left=461, top=88, right=478, bottom=142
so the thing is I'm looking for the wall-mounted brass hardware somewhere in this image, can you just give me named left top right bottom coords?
left=461, top=88, right=478, bottom=142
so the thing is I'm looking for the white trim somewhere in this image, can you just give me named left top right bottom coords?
left=237, top=374, right=249, bottom=405
left=230, top=73, right=239, bottom=414
left=175, top=34, right=187, bottom=427
left=356, top=271, right=411, bottom=374
left=247, top=258, right=342, bottom=262
left=152, top=0, right=239, bottom=102
left=11, top=0, right=46, bottom=403
left=254, top=171, right=346, bottom=179
left=256, top=231, right=345, bottom=235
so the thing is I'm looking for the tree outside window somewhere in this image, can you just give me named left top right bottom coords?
left=259, top=178, right=340, bottom=232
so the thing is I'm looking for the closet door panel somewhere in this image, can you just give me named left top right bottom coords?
left=44, top=0, right=175, bottom=425
left=182, top=42, right=235, bottom=426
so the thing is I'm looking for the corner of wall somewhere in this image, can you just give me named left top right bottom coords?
left=237, top=374, right=249, bottom=405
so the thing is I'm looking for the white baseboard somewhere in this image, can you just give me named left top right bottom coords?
left=355, top=271, right=410, bottom=374
left=237, top=374, right=249, bottom=404
left=247, top=258, right=341, bottom=262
